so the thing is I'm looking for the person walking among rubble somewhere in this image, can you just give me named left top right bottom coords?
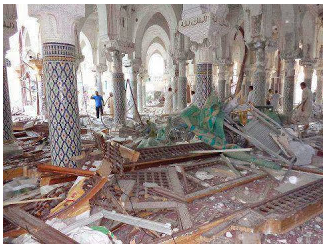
left=164, top=87, right=173, bottom=114
left=90, top=91, right=105, bottom=119
left=270, top=90, right=281, bottom=111
left=247, top=86, right=255, bottom=105
left=292, top=82, right=313, bottom=131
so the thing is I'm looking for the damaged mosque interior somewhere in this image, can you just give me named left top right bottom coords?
left=2, top=3, right=324, bottom=244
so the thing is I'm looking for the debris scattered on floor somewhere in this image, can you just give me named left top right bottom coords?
left=3, top=97, right=323, bottom=244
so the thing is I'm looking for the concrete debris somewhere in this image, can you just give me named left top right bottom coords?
left=3, top=99, right=323, bottom=244
left=195, top=171, right=214, bottom=180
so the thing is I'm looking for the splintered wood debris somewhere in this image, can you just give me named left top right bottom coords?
left=3, top=120, right=323, bottom=244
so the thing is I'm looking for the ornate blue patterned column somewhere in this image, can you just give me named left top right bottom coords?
left=177, top=59, right=187, bottom=111
left=111, top=50, right=126, bottom=125
left=43, top=43, right=81, bottom=167
left=29, top=4, right=85, bottom=167
left=3, top=59, right=13, bottom=142
left=3, top=4, right=17, bottom=142
left=195, top=63, right=213, bottom=108
left=249, top=41, right=266, bottom=106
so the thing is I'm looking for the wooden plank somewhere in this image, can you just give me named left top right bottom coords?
left=3, top=196, right=62, bottom=206
left=3, top=167, right=25, bottom=182
left=38, top=164, right=96, bottom=177
left=3, top=228, right=27, bottom=238
left=148, top=186, right=187, bottom=203
left=4, top=206, right=77, bottom=244
left=156, top=210, right=246, bottom=244
left=40, top=175, right=77, bottom=186
left=125, top=201, right=178, bottom=210
left=102, top=210, right=172, bottom=235
left=190, top=148, right=252, bottom=154
left=167, top=167, right=192, bottom=230
left=185, top=173, right=267, bottom=202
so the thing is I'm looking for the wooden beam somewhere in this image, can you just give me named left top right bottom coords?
left=37, top=164, right=96, bottom=177
left=185, top=173, right=267, bottom=202
left=4, top=206, right=77, bottom=244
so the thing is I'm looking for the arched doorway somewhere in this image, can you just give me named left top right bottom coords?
left=146, top=53, right=165, bottom=107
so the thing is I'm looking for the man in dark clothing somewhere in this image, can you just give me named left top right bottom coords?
left=91, top=91, right=105, bottom=118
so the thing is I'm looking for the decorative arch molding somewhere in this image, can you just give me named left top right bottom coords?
left=141, top=25, right=170, bottom=64
left=81, top=11, right=99, bottom=65
left=145, top=42, right=167, bottom=68
left=79, top=31, right=94, bottom=67
left=134, top=4, right=177, bottom=58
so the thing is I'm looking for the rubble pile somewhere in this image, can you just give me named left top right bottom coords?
left=3, top=97, right=323, bottom=244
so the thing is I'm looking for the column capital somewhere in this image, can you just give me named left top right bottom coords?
left=280, top=49, right=302, bottom=61
left=191, top=39, right=215, bottom=64
left=96, top=63, right=108, bottom=73
left=246, top=40, right=266, bottom=51
left=299, top=58, right=316, bottom=68
left=216, top=58, right=232, bottom=67
left=28, top=4, right=85, bottom=45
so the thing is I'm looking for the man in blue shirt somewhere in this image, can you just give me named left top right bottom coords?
left=90, top=91, right=105, bottom=118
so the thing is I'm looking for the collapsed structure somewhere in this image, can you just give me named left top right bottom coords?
left=3, top=4, right=323, bottom=244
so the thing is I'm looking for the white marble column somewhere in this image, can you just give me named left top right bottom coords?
left=225, top=64, right=233, bottom=98
left=95, top=64, right=107, bottom=96
left=29, top=5, right=84, bottom=167
left=301, top=61, right=315, bottom=90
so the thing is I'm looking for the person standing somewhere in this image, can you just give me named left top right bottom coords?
left=266, top=89, right=273, bottom=105
left=292, top=82, right=313, bottom=130
left=191, top=90, right=196, bottom=104
left=164, top=87, right=173, bottom=114
left=270, top=90, right=281, bottom=111
left=247, top=86, right=255, bottom=105
left=108, top=92, right=114, bottom=118
left=91, top=91, right=104, bottom=118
